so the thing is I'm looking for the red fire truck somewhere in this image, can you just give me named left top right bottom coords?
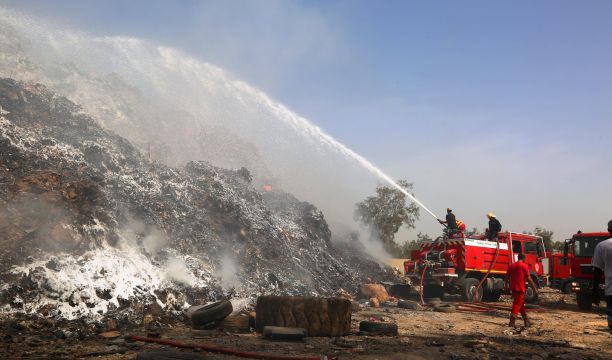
left=563, top=232, right=610, bottom=310
left=404, top=232, right=547, bottom=302
left=548, top=252, right=573, bottom=294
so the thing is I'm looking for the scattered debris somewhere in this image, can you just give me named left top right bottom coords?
left=98, top=330, right=121, bottom=339
left=369, top=297, right=381, bottom=308
left=360, top=284, right=389, bottom=302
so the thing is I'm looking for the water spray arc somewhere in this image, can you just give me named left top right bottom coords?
left=0, top=6, right=442, bottom=228
left=250, top=89, right=441, bottom=223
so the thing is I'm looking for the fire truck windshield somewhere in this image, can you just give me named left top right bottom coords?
left=573, top=236, right=609, bottom=257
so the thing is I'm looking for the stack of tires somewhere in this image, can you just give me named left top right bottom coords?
left=255, top=296, right=352, bottom=337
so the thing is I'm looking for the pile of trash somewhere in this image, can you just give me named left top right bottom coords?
left=0, top=78, right=396, bottom=320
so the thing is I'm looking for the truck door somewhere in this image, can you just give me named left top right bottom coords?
left=523, top=241, right=540, bottom=275
left=512, top=241, right=522, bottom=262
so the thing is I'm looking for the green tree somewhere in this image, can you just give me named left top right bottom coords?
left=397, top=232, right=431, bottom=257
left=551, top=241, right=565, bottom=253
left=533, top=226, right=561, bottom=253
left=355, top=180, right=420, bottom=255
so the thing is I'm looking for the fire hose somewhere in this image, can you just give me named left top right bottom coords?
left=419, top=263, right=429, bottom=305
left=126, top=335, right=336, bottom=360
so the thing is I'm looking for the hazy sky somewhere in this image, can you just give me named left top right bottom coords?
left=2, top=0, right=610, bottom=243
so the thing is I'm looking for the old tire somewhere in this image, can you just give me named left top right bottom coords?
left=189, top=301, right=233, bottom=328
left=219, top=315, right=250, bottom=332
left=461, top=278, right=483, bottom=302
left=359, top=321, right=398, bottom=336
left=397, top=299, right=418, bottom=310
left=433, top=303, right=456, bottom=313
left=442, top=293, right=463, bottom=302
left=388, top=284, right=414, bottom=299
left=136, top=351, right=206, bottom=360
left=262, top=326, right=308, bottom=340
left=424, top=297, right=442, bottom=305
left=524, top=285, right=539, bottom=304
left=256, top=296, right=351, bottom=337
left=577, top=291, right=592, bottom=311
left=423, top=284, right=444, bottom=299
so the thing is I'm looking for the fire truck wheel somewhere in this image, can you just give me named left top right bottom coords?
left=422, top=284, right=444, bottom=299
left=524, top=285, right=539, bottom=304
left=561, top=281, right=572, bottom=294
left=482, top=290, right=502, bottom=302
left=433, top=303, right=456, bottom=313
left=461, top=278, right=483, bottom=302
left=576, top=292, right=593, bottom=310
left=359, top=321, right=399, bottom=336
left=397, top=299, right=419, bottom=310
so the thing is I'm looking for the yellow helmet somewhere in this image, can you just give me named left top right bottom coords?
left=487, top=212, right=496, bottom=219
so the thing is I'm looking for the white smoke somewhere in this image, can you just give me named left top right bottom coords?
left=142, top=228, right=168, bottom=255
left=164, top=257, right=195, bottom=286
left=0, top=6, right=422, bottom=253
left=216, top=253, right=239, bottom=290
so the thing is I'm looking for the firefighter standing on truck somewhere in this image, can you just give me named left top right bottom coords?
left=505, top=253, right=538, bottom=328
left=439, top=208, right=459, bottom=236
left=487, top=212, right=502, bottom=241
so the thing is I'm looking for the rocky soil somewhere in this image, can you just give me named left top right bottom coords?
left=1, top=288, right=609, bottom=359
left=0, top=78, right=394, bottom=321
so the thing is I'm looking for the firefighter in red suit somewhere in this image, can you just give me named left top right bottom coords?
left=505, top=253, right=538, bottom=327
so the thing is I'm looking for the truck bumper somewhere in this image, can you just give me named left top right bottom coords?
left=571, top=279, right=605, bottom=296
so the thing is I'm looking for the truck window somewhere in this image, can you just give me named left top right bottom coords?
left=524, top=241, right=538, bottom=255
left=574, top=236, right=610, bottom=257
left=512, top=241, right=522, bottom=254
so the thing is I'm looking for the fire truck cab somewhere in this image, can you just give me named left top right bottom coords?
left=563, top=232, right=610, bottom=310
left=548, top=253, right=573, bottom=294
left=404, top=232, right=547, bottom=303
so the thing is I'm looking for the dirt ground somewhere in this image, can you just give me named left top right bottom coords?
left=1, top=289, right=610, bottom=360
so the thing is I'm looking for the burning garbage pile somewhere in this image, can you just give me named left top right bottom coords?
left=0, top=78, right=395, bottom=322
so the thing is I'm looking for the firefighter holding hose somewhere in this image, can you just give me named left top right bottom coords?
left=439, top=208, right=456, bottom=230
left=505, top=253, right=538, bottom=328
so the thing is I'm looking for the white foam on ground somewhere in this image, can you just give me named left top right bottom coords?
left=4, top=245, right=214, bottom=320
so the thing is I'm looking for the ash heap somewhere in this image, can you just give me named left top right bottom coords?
left=0, top=78, right=393, bottom=321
